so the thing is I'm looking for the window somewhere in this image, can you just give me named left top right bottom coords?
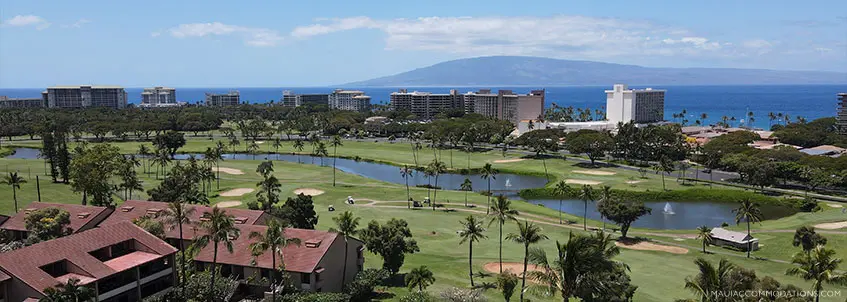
left=301, top=273, right=311, bottom=284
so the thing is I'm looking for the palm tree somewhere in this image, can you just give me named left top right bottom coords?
left=488, top=195, right=519, bottom=273
left=786, top=246, right=847, bottom=302
left=194, top=207, right=241, bottom=299
left=700, top=113, right=708, bottom=125
left=247, top=140, right=260, bottom=160
left=460, top=178, right=473, bottom=207
left=458, top=215, right=487, bottom=287
left=138, top=144, right=151, bottom=174
left=161, top=201, right=196, bottom=296
left=3, top=172, right=26, bottom=213
left=427, top=160, right=447, bottom=210
left=597, top=186, right=614, bottom=231
left=272, top=137, right=282, bottom=154
left=330, top=135, right=343, bottom=186
left=527, top=231, right=621, bottom=301
left=733, top=198, right=762, bottom=258
left=405, top=266, right=435, bottom=292
left=292, top=139, right=305, bottom=163
left=684, top=258, right=736, bottom=302
left=578, top=185, right=595, bottom=231
left=793, top=226, right=828, bottom=255
left=480, top=163, right=499, bottom=214
left=249, top=219, right=301, bottom=302
left=204, top=147, right=224, bottom=189
left=696, top=226, right=713, bottom=253
left=41, top=278, right=94, bottom=302
left=400, top=165, right=413, bottom=208
left=315, top=142, right=329, bottom=166
left=152, top=148, right=171, bottom=179
left=507, top=220, right=548, bottom=302
left=552, top=180, right=571, bottom=224
left=331, top=211, right=360, bottom=288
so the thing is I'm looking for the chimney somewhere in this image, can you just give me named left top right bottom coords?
left=304, top=239, right=322, bottom=248
left=77, top=212, right=91, bottom=219
left=234, top=217, right=249, bottom=224
left=120, top=206, right=135, bottom=212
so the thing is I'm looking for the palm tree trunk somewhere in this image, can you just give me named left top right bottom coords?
left=432, top=175, right=438, bottom=211
left=542, top=157, right=548, bottom=181
left=465, top=190, right=468, bottom=207
left=210, top=241, right=218, bottom=299
left=487, top=180, right=491, bottom=215
left=747, top=220, right=751, bottom=258
left=520, top=245, right=528, bottom=302
left=179, top=222, right=186, bottom=297
left=499, top=221, right=503, bottom=274
left=405, top=177, right=410, bottom=209
left=216, top=162, right=221, bottom=189
left=12, top=187, right=18, bottom=213
left=469, top=241, right=474, bottom=287
left=272, top=248, right=277, bottom=302
left=661, top=173, right=666, bottom=190
left=583, top=201, right=588, bottom=230
left=332, top=147, right=338, bottom=186
left=558, top=199, right=562, bottom=224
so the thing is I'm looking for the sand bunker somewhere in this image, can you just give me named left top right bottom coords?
left=615, top=241, right=688, bottom=254
left=212, top=167, right=244, bottom=175
left=483, top=262, right=542, bottom=280
left=566, top=179, right=602, bottom=185
left=215, top=201, right=243, bottom=208
left=815, top=221, right=847, bottom=230
left=826, top=203, right=844, bottom=208
left=494, top=158, right=526, bottom=163
left=256, top=141, right=265, bottom=144
left=220, top=188, right=254, bottom=197
left=293, top=188, right=325, bottom=196
left=574, top=170, right=617, bottom=176
left=625, top=180, right=645, bottom=184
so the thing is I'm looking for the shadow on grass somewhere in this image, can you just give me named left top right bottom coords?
left=572, top=161, right=619, bottom=169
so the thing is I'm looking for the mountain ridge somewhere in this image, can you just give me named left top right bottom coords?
left=344, top=56, right=847, bottom=86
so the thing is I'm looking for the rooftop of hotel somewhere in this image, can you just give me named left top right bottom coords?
left=1, top=202, right=113, bottom=233
left=0, top=222, right=177, bottom=295
left=48, top=85, right=125, bottom=89
left=99, top=200, right=268, bottom=240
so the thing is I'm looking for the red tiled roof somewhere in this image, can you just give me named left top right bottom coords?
left=100, top=200, right=268, bottom=240
left=193, top=225, right=345, bottom=273
left=0, top=270, right=9, bottom=282
left=0, top=221, right=177, bottom=295
left=0, top=202, right=113, bottom=233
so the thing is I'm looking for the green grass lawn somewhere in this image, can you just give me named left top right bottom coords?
left=3, top=140, right=847, bottom=301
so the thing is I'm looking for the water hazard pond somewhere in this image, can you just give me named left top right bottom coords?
left=6, top=148, right=796, bottom=230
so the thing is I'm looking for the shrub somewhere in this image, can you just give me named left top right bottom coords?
left=440, top=287, right=487, bottom=302
left=345, top=269, right=389, bottom=301
left=277, top=292, right=351, bottom=302
left=398, top=292, right=437, bottom=302
left=793, top=197, right=820, bottom=212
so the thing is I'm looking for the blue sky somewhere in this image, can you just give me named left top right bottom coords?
left=1, top=0, right=845, bottom=88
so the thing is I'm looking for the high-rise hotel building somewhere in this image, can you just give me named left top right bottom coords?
left=205, top=91, right=240, bottom=106
left=605, top=84, right=665, bottom=124
left=44, top=85, right=128, bottom=109
left=140, top=87, right=177, bottom=106
left=389, top=89, right=465, bottom=120
left=328, top=89, right=371, bottom=112
left=389, top=89, right=544, bottom=124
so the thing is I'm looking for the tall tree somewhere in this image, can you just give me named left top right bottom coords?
left=331, top=135, right=343, bottom=186
left=488, top=195, right=519, bottom=273
left=359, top=218, right=420, bottom=274
left=69, top=144, right=122, bottom=206
left=161, top=201, right=196, bottom=297
left=733, top=198, right=763, bottom=258
left=480, top=163, right=499, bottom=214
left=117, top=158, right=143, bottom=200
left=460, top=178, right=473, bottom=207
left=785, top=246, right=847, bottom=302
left=578, top=185, right=595, bottom=231
left=204, top=147, right=224, bottom=189
left=496, top=272, right=519, bottom=302
left=330, top=211, right=360, bottom=289
left=274, top=194, right=319, bottom=229
left=41, top=278, right=94, bottom=302
left=248, top=219, right=301, bottom=302
left=427, top=159, right=447, bottom=210
left=3, top=172, right=26, bottom=213
left=152, top=130, right=186, bottom=158
left=195, top=207, right=240, bottom=300
left=596, top=198, right=651, bottom=238
left=137, top=144, right=151, bottom=174
left=458, top=215, right=487, bottom=287
left=255, top=163, right=282, bottom=212
left=400, top=165, right=413, bottom=209
left=292, top=139, right=305, bottom=163
left=507, top=220, right=548, bottom=302
left=696, top=226, right=713, bottom=254
left=405, top=266, right=435, bottom=292
left=553, top=181, right=571, bottom=225
left=793, top=226, right=828, bottom=255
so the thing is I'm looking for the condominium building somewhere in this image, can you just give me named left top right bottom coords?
left=468, top=89, right=545, bottom=124
left=45, top=85, right=128, bottom=109
left=0, top=202, right=114, bottom=240
left=0, top=221, right=178, bottom=301
left=838, top=93, right=846, bottom=134
left=0, top=96, right=45, bottom=109
left=389, top=89, right=464, bottom=119
left=605, top=84, right=665, bottom=124
left=205, top=91, right=240, bottom=106
left=140, top=87, right=177, bottom=107
left=329, top=89, right=371, bottom=112
left=281, top=91, right=330, bottom=107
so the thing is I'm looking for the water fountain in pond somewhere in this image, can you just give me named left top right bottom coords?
left=505, top=179, right=512, bottom=189
left=663, top=202, right=675, bottom=215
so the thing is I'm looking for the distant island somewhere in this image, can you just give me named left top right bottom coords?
left=345, top=56, right=847, bottom=86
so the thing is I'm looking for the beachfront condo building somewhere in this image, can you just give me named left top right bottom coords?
left=329, top=89, right=371, bottom=112
left=605, top=84, right=665, bottom=124
left=44, top=85, right=128, bottom=109
left=389, top=89, right=464, bottom=120
left=205, top=91, right=240, bottom=106
left=0, top=96, right=45, bottom=108
left=839, top=93, right=847, bottom=134
left=140, top=87, right=177, bottom=107
left=281, top=91, right=330, bottom=107
left=467, top=89, right=545, bottom=125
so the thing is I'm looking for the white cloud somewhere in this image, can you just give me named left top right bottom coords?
left=289, top=16, right=740, bottom=59
left=62, top=18, right=91, bottom=28
left=2, top=15, right=51, bottom=30
left=164, top=22, right=283, bottom=46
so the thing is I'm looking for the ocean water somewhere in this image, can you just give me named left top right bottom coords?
left=1, top=85, right=843, bottom=128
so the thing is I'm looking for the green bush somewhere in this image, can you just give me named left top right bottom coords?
left=398, top=292, right=437, bottom=302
